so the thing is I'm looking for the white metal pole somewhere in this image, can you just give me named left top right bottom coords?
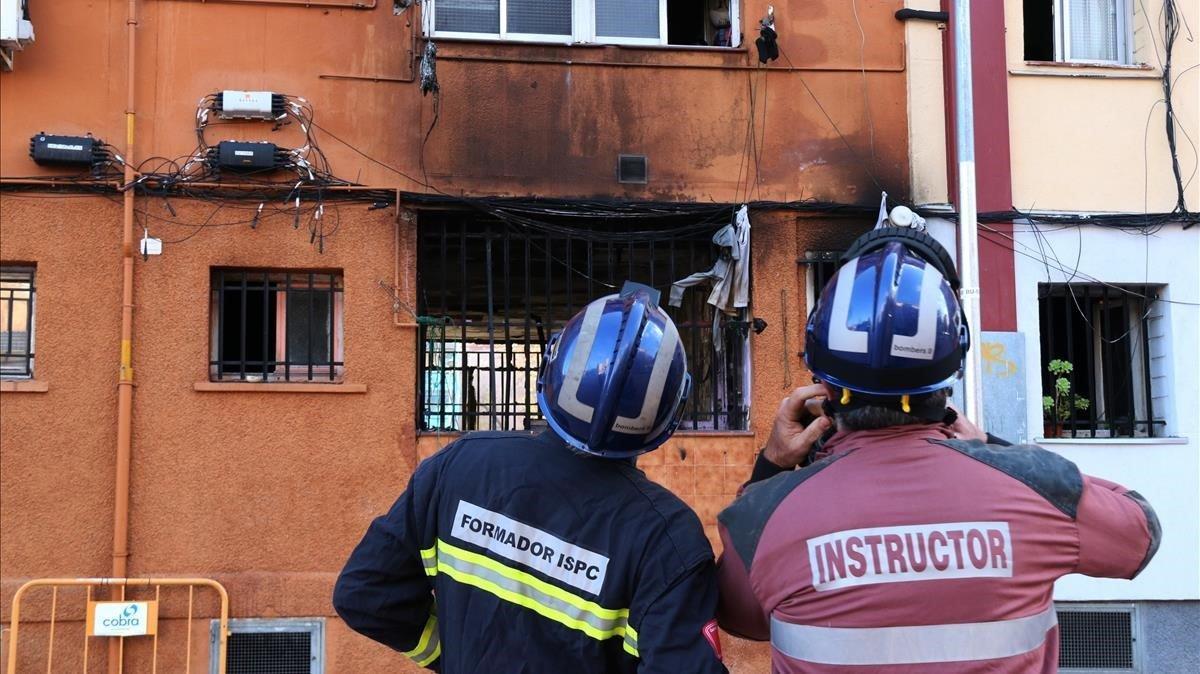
left=953, top=0, right=984, bottom=424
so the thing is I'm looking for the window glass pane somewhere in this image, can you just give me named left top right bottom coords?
left=596, top=0, right=660, bottom=39
left=436, top=0, right=500, bottom=34
left=1068, top=0, right=1120, bottom=61
left=508, top=0, right=571, bottom=35
left=287, top=290, right=331, bottom=365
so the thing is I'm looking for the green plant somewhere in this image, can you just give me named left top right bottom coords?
left=1041, top=359, right=1091, bottom=424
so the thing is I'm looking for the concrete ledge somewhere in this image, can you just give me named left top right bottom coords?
left=0, top=380, right=49, bottom=393
left=194, top=382, right=367, bottom=394
left=1037, top=437, right=1189, bottom=445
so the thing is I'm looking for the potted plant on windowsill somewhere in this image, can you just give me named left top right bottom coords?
left=1042, top=359, right=1091, bottom=439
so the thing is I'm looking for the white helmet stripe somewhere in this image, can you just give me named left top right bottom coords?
left=556, top=299, right=605, bottom=423
left=827, top=257, right=869, bottom=354
left=612, top=318, right=680, bottom=435
left=890, top=266, right=943, bottom=361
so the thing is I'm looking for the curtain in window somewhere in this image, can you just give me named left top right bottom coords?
left=1068, top=0, right=1120, bottom=61
left=508, top=0, right=571, bottom=35
left=596, top=0, right=660, bottom=39
left=436, top=0, right=500, bottom=34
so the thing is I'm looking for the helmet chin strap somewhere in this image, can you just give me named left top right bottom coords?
left=825, top=387, right=948, bottom=424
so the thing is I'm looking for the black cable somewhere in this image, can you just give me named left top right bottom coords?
left=1162, top=0, right=1190, bottom=213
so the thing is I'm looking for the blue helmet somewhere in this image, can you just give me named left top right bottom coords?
left=537, top=282, right=691, bottom=459
left=805, top=227, right=969, bottom=399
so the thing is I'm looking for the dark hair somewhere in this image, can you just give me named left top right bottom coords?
left=838, top=388, right=951, bottom=431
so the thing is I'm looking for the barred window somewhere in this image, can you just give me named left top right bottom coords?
left=0, top=265, right=36, bottom=379
left=417, top=213, right=749, bottom=433
left=1039, top=283, right=1165, bottom=438
left=803, top=250, right=844, bottom=310
left=209, top=270, right=344, bottom=382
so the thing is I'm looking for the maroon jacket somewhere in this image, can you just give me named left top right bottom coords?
left=716, top=425, right=1160, bottom=673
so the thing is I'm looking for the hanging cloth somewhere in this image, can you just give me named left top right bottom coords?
left=668, top=205, right=752, bottom=352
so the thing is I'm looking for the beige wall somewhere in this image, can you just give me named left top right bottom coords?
left=1005, top=0, right=1200, bottom=213
left=904, top=0, right=951, bottom=205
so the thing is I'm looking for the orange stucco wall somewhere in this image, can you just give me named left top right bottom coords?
left=2, top=1, right=905, bottom=671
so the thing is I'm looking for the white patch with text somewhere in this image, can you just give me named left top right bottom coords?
left=452, top=500, right=610, bottom=594
left=807, top=521, right=1013, bottom=591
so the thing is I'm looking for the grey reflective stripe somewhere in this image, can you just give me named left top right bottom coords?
left=770, top=605, right=1058, bottom=665
left=437, top=547, right=632, bottom=638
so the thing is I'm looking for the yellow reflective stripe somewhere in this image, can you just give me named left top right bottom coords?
left=437, top=561, right=631, bottom=643
left=420, top=546, right=438, bottom=577
left=437, top=539, right=628, bottom=621
left=403, top=611, right=441, bottom=666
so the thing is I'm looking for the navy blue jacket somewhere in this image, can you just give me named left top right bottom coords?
left=334, top=431, right=727, bottom=673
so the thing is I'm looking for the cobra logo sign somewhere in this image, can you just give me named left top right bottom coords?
left=89, top=601, right=157, bottom=637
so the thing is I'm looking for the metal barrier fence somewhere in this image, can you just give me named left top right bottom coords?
left=5, top=577, right=228, bottom=674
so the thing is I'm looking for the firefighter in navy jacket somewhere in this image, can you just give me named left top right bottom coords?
left=334, top=283, right=727, bottom=673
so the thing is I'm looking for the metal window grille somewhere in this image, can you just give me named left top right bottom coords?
left=1057, top=604, right=1139, bottom=671
left=416, top=212, right=749, bottom=433
left=803, top=250, right=843, bottom=310
left=1038, top=284, right=1163, bottom=438
left=209, top=270, right=344, bottom=382
left=212, top=618, right=324, bottom=674
left=0, top=266, right=35, bottom=379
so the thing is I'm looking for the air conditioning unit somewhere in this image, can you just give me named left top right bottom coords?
left=1, top=0, right=36, bottom=71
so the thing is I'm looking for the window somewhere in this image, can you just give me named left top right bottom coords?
left=0, top=266, right=35, bottom=379
left=1024, top=0, right=1132, bottom=64
left=1057, top=604, right=1140, bottom=671
left=212, top=618, right=324, bottom=674
left=209, top=270, right=344, bottom=382
left=803, top=250, right=843, bottom=312
left=428, top=0, right=740, bottom=47
left=1038, top=284, right=1164, bottom=438
left=417, top=212, right=749, bottom=433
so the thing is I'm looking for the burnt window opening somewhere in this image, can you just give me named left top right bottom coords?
left=417, top=212, right=749, bottom=434
left=0, top=265, right=36, bottom=379
left=1038, top=284, right=1165, bottom=439
left=804, top=250, right=844, bottom=310
left=210, top=270, right=345, bottom=383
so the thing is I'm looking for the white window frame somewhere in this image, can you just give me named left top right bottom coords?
left=425, top=0, right=741, bottom=48
left=1055, top=0, right=1133, bottom=65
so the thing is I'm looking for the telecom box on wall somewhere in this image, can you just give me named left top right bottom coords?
left=29, top=134, right=101, bottom=166
left=213, top=141, right=281, bottom=171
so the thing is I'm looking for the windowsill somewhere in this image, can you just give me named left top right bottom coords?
left=1036, top=436, right=1188, bottom=445
left=0, top=379, right=49, bottom=393
left=1010, top=61, right=1159, bottom=79
left=430, top=35, right=746, bottom=54
left=194, top=381, right=367, bottom=394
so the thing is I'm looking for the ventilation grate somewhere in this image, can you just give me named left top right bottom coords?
left=1058, top=607, right=1136, bottom=671
left=214, top=619, right=323, bottom=674
left=618, top=154, right=648, bottom=184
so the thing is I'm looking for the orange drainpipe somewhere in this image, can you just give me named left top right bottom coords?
left=110, top=0, right=138, bottom=671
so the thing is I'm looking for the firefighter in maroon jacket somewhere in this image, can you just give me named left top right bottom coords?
left=717, top=228, right=1160, bottom=673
